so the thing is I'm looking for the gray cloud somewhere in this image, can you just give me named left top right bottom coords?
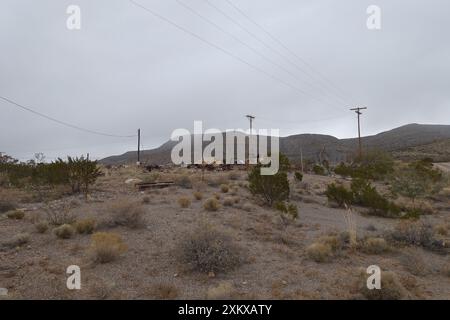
left=1, top=0, right=449, bottom=161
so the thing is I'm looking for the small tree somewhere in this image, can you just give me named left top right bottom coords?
left=67, top=156, right=102, bottom=198
left=248, top=153, right=290, bottom=206
left=391, top=168, right=433, bottom=208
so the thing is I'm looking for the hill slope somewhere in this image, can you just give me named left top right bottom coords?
left=100, top=124, right=450, bottom=165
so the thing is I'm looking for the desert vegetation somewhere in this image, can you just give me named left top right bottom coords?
left=0, top=151, right=449, bottom=299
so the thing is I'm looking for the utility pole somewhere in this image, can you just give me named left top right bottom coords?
left=350, top=107, right=367, bottom=159
left=246, top=115, right=255, bottom=135
left=137, top=128, right=141, bottom=165
left=300, top=147, right=304, bottom=173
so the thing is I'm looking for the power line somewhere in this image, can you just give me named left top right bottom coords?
left=128, top=0, right=341, bottom=109
left=174, top=0, right=344, bottom=107
left=223, top=0, right=356, bottom=105
left=0, top=95, right=137, bottom=138
left=207, top=0, right=352, bottom=106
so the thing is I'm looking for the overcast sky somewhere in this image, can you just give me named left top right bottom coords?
left=1, top=0, right=449, bottom=161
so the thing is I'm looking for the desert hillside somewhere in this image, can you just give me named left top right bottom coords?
left=100, top=124, right=450, bottom=165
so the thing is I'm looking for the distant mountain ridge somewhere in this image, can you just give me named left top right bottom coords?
left=100, top=124, right=450, bottom=165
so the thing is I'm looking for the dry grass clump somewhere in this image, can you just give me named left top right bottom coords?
left=306, top=242, right=333, bottom=263
left=203, top=198, right=221, bottom=212
left=213, top=192, right=221, bottom=200
left=306, top=234, right=347, bottom=262
left=242, top=203, right=253, bottom=212
left=109, top=200, right=146, bottom=229
left=176, top=223, right=241, bottom=273
left=360, top=237, right=390, bottom=255
left=220, top=184, right=229, bottom=193
left=356, top=270, right=409, bottom=300
left=399, top=248, right=428, bottom=276
left=46, top=207, right=76, bottom=226
left=6, top=210, right=24, bottom=220
left=178, top=197, right=191, bottom=208
left=435, top=223, right=449, bottom=236
left=193, top=191, right=203, bottom=200
left=75, top=218, right=96, bottom=234
left=206, top=175, right=228, bottom=187
left=150, top=282, right=179, bottom=299
left=54, top=224, right=75, bottom=239
left=174, top=174, right=192, bottom=189
left=90, top=232, right=127, bottom=263
left=206, top=281, right=236, bottom=299
left=3, top=232, right=30, bottom=248
left=34, top=221, right=49, bottom=233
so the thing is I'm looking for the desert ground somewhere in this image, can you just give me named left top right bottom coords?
left=0, top=165, right=449, bottom=300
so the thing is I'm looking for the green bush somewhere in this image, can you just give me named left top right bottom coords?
left=248, top=167, right=289, bottom=206
left=294, top=171, right=303, bottom=182
left=313, top=164, right=326, bottom=175
left=334, top=151, right=394, bottom=180
left=325, top=183, right=354, bottom=207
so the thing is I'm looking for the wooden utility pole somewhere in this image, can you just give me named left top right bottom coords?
left=350, top=107, right=367, bottom=158
left=300, top=147, right=304, bottom=173
left=137, top=128, right=141, bottom=165
left=246, top=114, right=255, bottom=135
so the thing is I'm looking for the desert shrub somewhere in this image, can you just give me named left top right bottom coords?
left=213, top=192, right=221, bottom=200
left=45, top=207, right=76, bottom=226
left=435, top=223, right=448, bottom=236
left=356, top=270, right=408, bottom=300
left=110, top=200, right=146, bottom=229
left=193, top=191, right=203, bottom=200
left=206, top=282, right=235, bottom=299
left=294, top=172, right=303, bottom=182
left=3, top=232, right=30, bottom=248
left=67, top=156, right=102, bottom=197
left=203, top=198, right=220, bottom=212
left=312, top=164, right=326, bottom=175
left=220, top=184, right=229, bottom=193
left=0, top=200, right=15, bottom=214
left=54, top=224, right=75, bottom=239
left=354, top=151, right=395, bottom=180
left=75, top=218, right=96, bottom=234
left=34, top=221, right=49, bottom=233
left=6, top=210, right=25, bottom=220
left=389, top=220, right=444, bottom=252
left=142, top=196, right=151, bottom=204
left=90, top=232, right=127, bottom=263
left=151, top=282, right=179, bottom=299
left=176, top=224, right=241, bottom=273
left=242, top=203, right=253, bottom=212
left=175, top=174, right=192, bottom=189
left=361, top=237, right=390, bottom=254
left=351, top=179, right=401, bottom=218
left=325, top=183, right=354, bottom=207
left=400, top=248, right=428, bottom=276
left=248, top=165, right=289, bottom=206
left=178, top=197, right=191, bottom=208
left=391, top=167, right=439, bottom=207
left=223, top=197, right=234, bottom=207
left=306, top=242, right=333, bottom=263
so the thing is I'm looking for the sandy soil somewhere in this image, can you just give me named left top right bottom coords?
left=0, top=167, right=449, bottom=300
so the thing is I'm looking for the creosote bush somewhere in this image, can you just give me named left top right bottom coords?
left=248, top=154, right=290, bottom=206
left=110, top=200, right=146, bottom=229
left=175, top=174, right=192, bottom=189
left=54, top=224, right=75, bottom=239
left=389, top=220, right=442, bottom=252
left=203, top=198, right=221, bottom=212
left=178, top=197, right=191, bottom=208
left=176, top=223, right=241, bottom=273
left=90, top=232, right=127, bottom=263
